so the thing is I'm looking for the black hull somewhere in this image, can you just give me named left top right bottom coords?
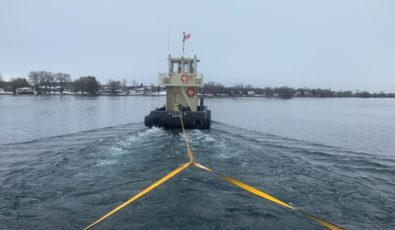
left=145, top=109, right=211, bottom=129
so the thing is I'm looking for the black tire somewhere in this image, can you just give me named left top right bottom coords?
left=194, top=120, right=203, bottom=128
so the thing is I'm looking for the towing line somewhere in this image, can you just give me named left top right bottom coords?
left=84, top=114, right=343, bottom=230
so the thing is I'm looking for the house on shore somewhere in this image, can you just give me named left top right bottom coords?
left=0, top=81, right=12, bottom=93
left=16, top=87, right=34, bottom=94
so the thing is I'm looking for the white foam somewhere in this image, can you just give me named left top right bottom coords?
left=138, top=127, right=164, bottom=137
left=110, top=146, right=123, bottom=152
left=96, top=159, right=113, bottom=166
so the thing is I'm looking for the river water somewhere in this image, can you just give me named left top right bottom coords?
left=0, top=95, right=394, bottom=229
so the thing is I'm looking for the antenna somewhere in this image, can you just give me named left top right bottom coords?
left=182, top=32, right=185, bottom=57
left=167, top=27, right=170, bottom=55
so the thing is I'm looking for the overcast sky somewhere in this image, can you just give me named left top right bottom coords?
left=1, top=0, right=394, bottom=92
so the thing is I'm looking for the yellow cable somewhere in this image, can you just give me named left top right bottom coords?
left=84, top=161, right=192, bottom=230
left=179, top=111, right=193, bottom=161
left=193, top=162, right=343, bottom=230
left=84, top=112, right=343, bottom=230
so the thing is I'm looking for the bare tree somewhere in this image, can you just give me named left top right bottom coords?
left=55, top=72, right=71, bottom=94
left=263, top=87, right=274, bottom=96
left=132, top=80, right=138, bottom=87
left=0, top=73, right=4, bottom=82
left=74, top=76, right=100, bottom=95
left=28, top=71, right=40, bottom=91
left=108, top=80, right=121, bottom=95
left=37, top=71, right=44, bottom=93
left=121, top=78, right=127, bottom=91
left=34, top=71, right=55, bottom=94
left=276, top=86, right=294, bottom=99
left=234, top=83, right=244, bottom=89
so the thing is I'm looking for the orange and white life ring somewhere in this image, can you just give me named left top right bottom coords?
left=181, top=74, right=189, bottom=83
left=186, top=87, right=196, bottom=97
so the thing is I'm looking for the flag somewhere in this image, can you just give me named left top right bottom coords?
left=183, top=33, right=191, bottom=42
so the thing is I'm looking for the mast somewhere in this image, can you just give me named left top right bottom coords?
left=182, top=32, right=185, bottom=57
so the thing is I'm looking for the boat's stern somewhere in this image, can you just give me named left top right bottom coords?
left=145, top=108, right=211, bottom=129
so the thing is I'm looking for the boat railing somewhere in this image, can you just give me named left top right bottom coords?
left=158, top=73, right=204, bottom=86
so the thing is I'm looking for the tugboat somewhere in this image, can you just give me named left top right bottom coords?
left=144, top=54, right=211, bottom=129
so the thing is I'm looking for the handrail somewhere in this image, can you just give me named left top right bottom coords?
left=158, top=73, right=204, bottom=78
left=158, top=73, right=204, bottom=86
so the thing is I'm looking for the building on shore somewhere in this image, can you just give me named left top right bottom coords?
left=16, top=87, right=34, bottom=94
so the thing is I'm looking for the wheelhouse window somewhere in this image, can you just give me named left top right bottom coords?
left=183, top=62, right=190, bottom=73
left=172, top=62, right=181, bottom=73
left=170, top=60, right=195, bottom=73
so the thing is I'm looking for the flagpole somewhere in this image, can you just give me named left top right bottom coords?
left=182, top=32, right=185, bottom=57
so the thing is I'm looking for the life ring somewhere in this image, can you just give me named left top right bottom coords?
left=181, top=74, right=189, bottom=83
left=186, top=87, right=196, bottom=97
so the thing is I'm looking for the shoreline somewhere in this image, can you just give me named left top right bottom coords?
left=1, top=93, right=394, bottom=99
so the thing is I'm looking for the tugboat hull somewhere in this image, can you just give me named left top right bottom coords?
left=145, top=109, right=211, bottom=129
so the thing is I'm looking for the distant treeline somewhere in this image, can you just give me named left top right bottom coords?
left=203, top=82, right=395, bottom=98
left=0, top=71, right=134, bottom=95
left=0, top=71, right=394, bottom=98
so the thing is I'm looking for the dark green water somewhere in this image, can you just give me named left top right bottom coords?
left=0, top=96, right=394, bottom=229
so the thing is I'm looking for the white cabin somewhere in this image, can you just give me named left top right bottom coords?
left=158, top=55, right=203, bottom=112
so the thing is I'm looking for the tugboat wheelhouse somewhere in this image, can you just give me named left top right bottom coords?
left=144, top=55, right=211, bottom=129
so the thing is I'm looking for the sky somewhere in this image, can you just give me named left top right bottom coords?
left=1, top=0, right=394, bottom=92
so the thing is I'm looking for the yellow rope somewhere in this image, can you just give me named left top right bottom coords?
left=177, top=111, right=341, bottom=229
left=179, top=111, right=193, bottom=161
left=83, top=161, right=192, bottom=230
left=84, top=113, right=343, bottom=230
left=193, top=162, right=343, bottom=230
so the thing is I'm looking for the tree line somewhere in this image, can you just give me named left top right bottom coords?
left=28, top=71, right=72, bottom=94
left=203, top=82, right=395, bottom=98
left=0, top=71, right=122, bottom=95
left=1, top=72, right=394, bottom=98
left=0, top=71, right=155, bottom=95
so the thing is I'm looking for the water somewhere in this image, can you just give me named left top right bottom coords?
left=0, top=95, right=394, bottom=229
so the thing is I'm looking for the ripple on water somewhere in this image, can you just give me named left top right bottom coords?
left=0, top=123, right=394, bottom=229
